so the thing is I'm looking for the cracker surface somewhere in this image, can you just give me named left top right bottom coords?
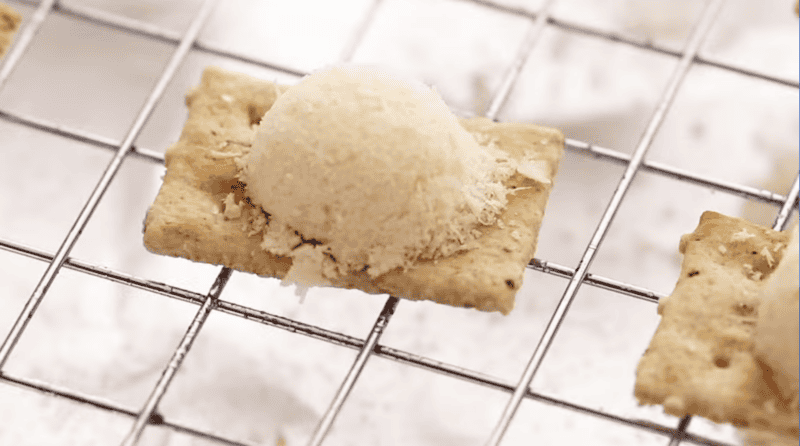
left=143, top=66, right=564, bottom=314
left=0, top=3, right=21, bottom=60
left=635, top=211, right=798, bottom=438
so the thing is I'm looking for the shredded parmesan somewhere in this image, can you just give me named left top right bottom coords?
left=246, top=208, right=267, bottom=236
left=260, top=217, right=301, bottom=257
left=742, top=263, right=762, bottom=281
left=731, top=228, right=755, bottom=242
left=515, top=159, right=552, bottom=184
left=222, top=193, right=242, bottom=220
left=210, top=150, right=241, bottom=159
left=760, top=246, right=775, bottom=267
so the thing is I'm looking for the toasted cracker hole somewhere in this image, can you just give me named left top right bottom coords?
left=687, top=270, right=700, bottom=277
left=733, top=302, right=755, bottom=316
left=505, top=279, right=516, bottom=290
left=713, top=355, right=731, bottom=368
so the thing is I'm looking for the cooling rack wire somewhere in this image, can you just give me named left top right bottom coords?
left=0, top=0, right=797, bottom=445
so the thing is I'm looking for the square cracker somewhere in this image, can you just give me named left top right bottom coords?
left=635, top=211, right=798, bottom=438
left=143, top=66, right=564, bottom=314
left=0, top=3, right=21, bottom=59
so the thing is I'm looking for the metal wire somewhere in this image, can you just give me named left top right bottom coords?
left=0, top=0, right=55, bottom=91
left=0, top=240, right=731, bottom=446
left=458, top=0, right=799, bottom=89
left=0, top=107, right=165, bottom=164
left=0, top=0, right=217, bottom=370
left=485, top=0, right=726, bottom=443
left=306, top=297, right=399, bottom=446
left=121, top=267, right=232, bottom=446
left=0, top=104, right=790, bottom=209
left=0, top=0, right=796, bottom=445
left=773, top=174, right=800, bottom=231
left=307, top=2, right=561, bottom=442
left=565, top=138, right=791, bottom=206
left=483, top=0, right=555, bottom=120
left=668, top=416, right=693, bottom=446
left=3, top=0, right=796, bottom=206
left=338, top=0, right=384, bottom=63
left=11, top=0, right=799, bottom=90
left=0, top=371, right=251, bottom=446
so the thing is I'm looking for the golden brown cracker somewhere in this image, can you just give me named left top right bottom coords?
left=635, top=211, right=797, bottom=437
left=0, top=3, right=21, bottom=60
left=143, top=66, right=564, bottom=314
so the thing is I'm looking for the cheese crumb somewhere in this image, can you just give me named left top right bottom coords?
left=222, top=193, right=242, bottom=220
left=718, top=244, right=727, bottom=255
left=247, top=208, right=267, bottom=236
left=210, top=149, right=241, bottom=159
left=260, top=217, right=301, bottom=257
left=516, top=159, right=552, bottom=184
left=731, top=228, right=755, bottom=241
left=742, top=263, right=762, bottom=281
left=760, top=246, right=775, bottom=268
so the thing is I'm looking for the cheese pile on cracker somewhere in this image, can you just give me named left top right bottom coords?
left=240, top=65, right=533, bottom=287
left=142, top=66, right=564, bottom=313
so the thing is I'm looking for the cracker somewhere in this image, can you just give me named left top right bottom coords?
left=635, top=211, right=798, bottom=437
left=0, top=3, right=21, bottom=60
left=143, top=66, right=564, bottom=314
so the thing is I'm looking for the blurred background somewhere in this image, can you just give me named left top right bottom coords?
left=0, top=0, right=797, bottom=445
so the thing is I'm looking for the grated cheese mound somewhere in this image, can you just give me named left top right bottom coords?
left=241, top=65, right=519, bottom=280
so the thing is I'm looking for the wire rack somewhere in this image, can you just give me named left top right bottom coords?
left=0, top=0, right=797, bottom=445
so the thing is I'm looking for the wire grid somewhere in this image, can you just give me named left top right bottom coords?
left=0, top=0, right=797, bottom=445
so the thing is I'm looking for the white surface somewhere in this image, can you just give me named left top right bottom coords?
left=0, top=0, right=797, bottom=445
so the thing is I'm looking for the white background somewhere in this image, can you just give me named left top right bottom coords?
left=0, top=0, right=797, bottom=445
